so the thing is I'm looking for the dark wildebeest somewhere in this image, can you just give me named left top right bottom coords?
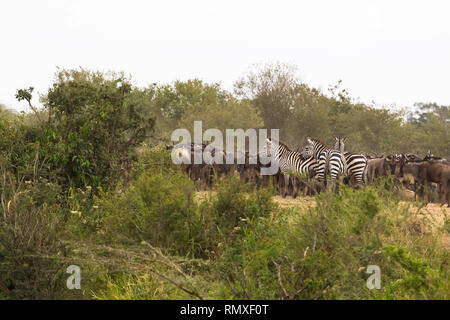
left=394, top=154, right=423, bottom=200
left=173, top=143, right=234, bottom=187
left=366, top=156, right=391, bottom=183
left=172, top=142, right=206, bottom=180
left=417, top=161, right=450, bottom=206
left=236, top=151, right=267, bottom=188
left=423, top=150, right=449, bottom=164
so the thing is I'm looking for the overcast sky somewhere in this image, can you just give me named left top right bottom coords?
left=1, top=0, right=450, bottom=112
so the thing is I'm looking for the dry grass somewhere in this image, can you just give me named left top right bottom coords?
left=272, top=195, right=316, bottom=209
left=398, top=199, right=449, bottom=230
left=194, top=190, right=216, bottom=203
left=194, top=190, right=448, bottom=224
left=194, top=189, right=450, bottom=249
left=194, top=190, right=316, bottom=210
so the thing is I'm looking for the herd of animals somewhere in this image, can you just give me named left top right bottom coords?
left=169, top=137, right=450, bottom=206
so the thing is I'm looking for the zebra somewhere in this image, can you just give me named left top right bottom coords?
left=299, top=137, right=347, bottom=190
left=264, top=138, right=319, bottom=198
left=333, top=137, right=368, bottom=186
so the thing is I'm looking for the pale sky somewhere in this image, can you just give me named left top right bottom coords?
left=1, top=0, right=450, bottom=112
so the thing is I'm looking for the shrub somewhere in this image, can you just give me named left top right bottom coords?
left=0, top=180, right=71, bottom=299
left=39, top=69, right=155, bottom=190
left=216, top=184, right=449, bottom=299
left=196, top=176, right=277, bottom=257
left=381, top=245, right=449, bottom=299
left=97, top=167, right=198, bottom=256
left=130, top=144, right=179, bottom=179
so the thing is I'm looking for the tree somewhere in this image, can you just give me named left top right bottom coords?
left=234, top=62, right=299, bottom=130
left=37, top=68, right=155, bottom=189
left=0, top=104, right=16, bottom=122
left=411, top=102, right=449, bottom=125
left=282, top=84, right=333, bottom=148
left=177, top=97, right=263, bottom=133
left=407, top=103, right=449, bottom=157
left=146, top=79, right=231, bottom=142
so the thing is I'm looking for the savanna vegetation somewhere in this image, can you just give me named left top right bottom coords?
left=0, top=63, right=448, bottom=299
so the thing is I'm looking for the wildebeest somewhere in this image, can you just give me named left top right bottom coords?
left=417, top=161, right=450, bottom=206
left=394, top=155, right=423, bottom=199
left=423, top=150, right=449, bottom=164
left=366, top=156, right=392, bottom=182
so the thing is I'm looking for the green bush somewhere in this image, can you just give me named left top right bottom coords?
left=208, top=176, right=275, bottom=230
left=196, top=176, right=277, bottom=257
left=381, top=245, right=449, bottom=299
left=95, top=172, right=276, bottom=259
left=130, top=144, right=179, bottom=179
left=0, top=180, right=72, bottom=299
left=96, top=167, right=198, bottom=256
left=38, top=69, right=154, bottom=190
left=216, top=183, right=449, bottom=299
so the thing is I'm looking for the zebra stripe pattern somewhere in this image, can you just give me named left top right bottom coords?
left=265, top=138, right=318, bottom=176
left=334, top=137, right=368, bottom=185
left=300, top=137, right=347, bottom=183
left=265, top=138, right=319, bottom=197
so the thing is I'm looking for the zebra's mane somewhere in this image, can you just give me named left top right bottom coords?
left=278, top=140, right=291, bottom=149
left=307, top=137, right=329, bottom=148
left=269, top=139, right=292, bottom=151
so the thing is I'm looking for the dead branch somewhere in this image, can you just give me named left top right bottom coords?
left=272, top=259, right=289, bottom=299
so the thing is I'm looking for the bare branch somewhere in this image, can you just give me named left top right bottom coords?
left=272, top=259, right=289, bottom=299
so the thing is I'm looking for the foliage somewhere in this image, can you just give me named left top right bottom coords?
left=1, top=66, right=449, bottom=300
left=235, top=63, right=449, bottom=158
left=0, top=179, right=71, bottom=299
left=196, top=176, right=277, bottom=258
left=95, top=166, right=198, bottom=256
left=143, top=79, right=264, bottom=144
left=235, top=62, right=299, bottom=130
left=38, top=68, right=155, bottom=189
left=177, top=98, right=263, bottom=133
left=217, top=183, right=449, bottom=299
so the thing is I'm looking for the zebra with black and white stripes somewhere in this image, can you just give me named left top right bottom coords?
left=264, top=138, right=319, bottom=198
left=299, top=137, right=347, bottom=189
left=334, top=137, right=368, bottom=186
